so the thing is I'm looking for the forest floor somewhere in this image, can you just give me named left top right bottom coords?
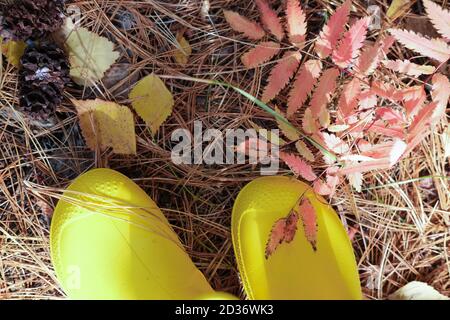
left=0, top=0, right=449, bottom=299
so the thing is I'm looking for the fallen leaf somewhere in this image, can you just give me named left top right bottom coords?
left=223, top=10, right=265, bottom=40
left=423, top=0, right=450, bottom=41
left=386, top=0, right=412, bottom=21
left=256, top=0, right=284, bottom=41
left=129, top=73, right=174, bottom=135
left=1, top=37, right=26, bottom=67
left=388, top=28, right=450, bottom=63
left=280, top=151, right=317, bottom=181
left=241, top=41, right=280, bottom=69
left=382, top=59, right=436, bottom=77
left=389, top=281, right=449, bottom=300
left=66, top=27, right=120, bottom=86
left=296, top=198, right=318, bottom=250
left=261, top=51, right=301, bottom=103
left=72, top=98, right=136, bottom=154
left=286, top=0, right=307, bottom=47
left=295, top=140, right=315, bottom=162
left=265, top=209, right=299, bottom=259
left=315, top=0, right=351, bottom=58
left=173, top=32, right=192, bottom=65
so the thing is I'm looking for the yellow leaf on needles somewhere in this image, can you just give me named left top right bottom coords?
left=387, top=0, right=412, bottom=21
left=72, top=99, right=136, bottom=154
left=129, top=73, right=174, bottom=135
left=1, top=37, right=26, bottom=67
left=174, top=32, right=192, bottom=65
left=66, top=27, right=120, bottom=86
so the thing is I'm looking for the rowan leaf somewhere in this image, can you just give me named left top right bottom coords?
left=286, top=0, right=307, bottom=47
left=296, top=198, right=318, bottom=250
left=430, top=73, right=450, bottom=125
left=332, top=17, right=370, bottom=69
left=65, top=27, right=120, bottom=87
left=423, top=0, right=450, bottom=41
left=355, top=36, right=395, bottom=75
left=241, top=41, right=280, bottom=69
left=315, top=0, right=351, bottom=58
left=72, top=99, right=136, bottom=154
left=382, top=59, right=436, bottom=77
left=256, top=0, right=284, bottom=41
left=223, top=10, right=265, bottom=40
left=287, top=59, right=323, bottom=117
left=313, top=179, right=333, bottom=195
left=402, top=85, right=427, bottom=118
left=265, top=210, right=299, bottom=259
left=302, top=108, right=318, bottom=134
left=338, top=77, right=361, bottom=119
left=1, top=37, right=26, bottom=67
left=173, top=32, right=192, bottom=65
left=275, top=107, right=300, bottom=141
left=129, top=73, right=174, bottom=135
left=261, top=51, right=302, bottom=103
left=309, top=68, right=339, bottom=120
left=295, top=140, right=315, bottom=162
left=322, top=132, right=350, bottom=154
left=388, top=28, right=450, bottom=63
left=280, top=151, right=317, bottom=181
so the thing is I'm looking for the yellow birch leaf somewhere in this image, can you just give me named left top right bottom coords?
left=387, top=0, right=412, bottom=21
left=129, top=73, right=174, bottom=135
left=66, top=27, right=120, bottom=87
left=72, top=98, right=136, bottom=154
left=1, top=37, right=26, bottom=67
left=174, top=32, right=192, bottom=65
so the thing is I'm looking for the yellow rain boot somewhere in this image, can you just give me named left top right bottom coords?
left=50, top=168, right=234, bottom=300
left=232, top=176, right=362, bottom=300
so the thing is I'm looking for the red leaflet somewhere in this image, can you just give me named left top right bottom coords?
left=295, top=140, right=315, bottom=162
left=241, top=41, right=280, bottom=69
left=286, top=0, right=307, bottom=47
left=430, top=73, right=450, bottom=125
left=223, top=10, right=265, bottom=40
left=315, top=0, right=352, bottom=58
left=402, top=85, right=426, bottom=118
left=287, top=59, right=323, bottom=117
left=256, top=0, right=284, bottom=41
left=280, top=151, right=317, bottom=181
left=423, top=0, right=450, bottom=41
left=388, top=28, right=450, bottom=63
left=265, top=210, right=299, bottom=259
left=309, top=68, right=339, bottom=119
left=338, top=77, right=361, bottom=119
left=408, top=102, right=437, bottom=137
left=356, top=36, right=395, bottom=75
left=302, top=108, right=318, bottom=134
left=332, top=17, right=370, bottom=69
left=261, top=51, right=301, bottom=103
left=313, top=180, right=333, bottom=195
left=382, top=59, right=436, bottom=77
left=298, top=198, right=318, bottom=250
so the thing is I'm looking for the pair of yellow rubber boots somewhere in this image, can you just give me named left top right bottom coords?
left=50, top=169, right=362, bottom=299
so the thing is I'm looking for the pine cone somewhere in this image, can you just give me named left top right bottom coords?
left=0, top=0, right=66, bottom=41
left=19, top=41, right=70, bottom=120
